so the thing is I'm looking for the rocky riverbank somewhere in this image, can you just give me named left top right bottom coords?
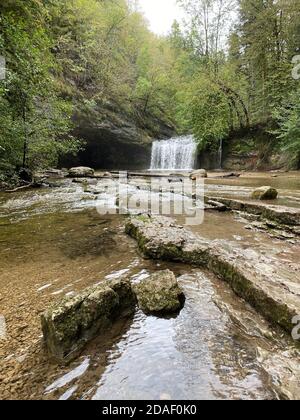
left=125, top=215, right=300, bottom=399
left=125, top=216, right=299, bottom=335
left=204, top=196, right=300, bottom=240
left=1, top=171, right=300, bottom=400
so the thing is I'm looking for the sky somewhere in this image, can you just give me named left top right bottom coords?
left=138, top=0, right=184, bottom=35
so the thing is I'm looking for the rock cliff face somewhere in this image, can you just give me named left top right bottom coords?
left=62, top=105, right=176, bottom=170
left=197, top=126, right=299, bottom=171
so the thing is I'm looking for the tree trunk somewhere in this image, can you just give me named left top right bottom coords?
left=22, top=101, right=28, bottom=168
left=216, top=81, right=250, bottom=127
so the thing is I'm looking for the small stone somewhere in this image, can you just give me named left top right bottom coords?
left=0, top=315, right=7, bottom=340
left=15, top=354, right=27, bottom=364
left=18, top=324, right=28, bottom=332
left=160, top=393, right=172, bottom=400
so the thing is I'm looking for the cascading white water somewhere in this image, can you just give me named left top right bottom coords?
left=218, top=138, right=223, bottom=169
left=150, top=135, right=197, bottom=170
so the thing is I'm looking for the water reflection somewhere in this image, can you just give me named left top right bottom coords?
left=45, top=357, right=90, bottom=394
left=90, top=272, right=274, bottom=401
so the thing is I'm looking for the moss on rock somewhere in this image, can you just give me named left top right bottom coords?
left=126, top=216, right=299, bottom=335
left=251, top=186, right=278, bottom=200
left=41, top=278, right=136, bottom=363
left=133, top=270, right=185, bottom=316
left=206, top=196, right=300, bottom=229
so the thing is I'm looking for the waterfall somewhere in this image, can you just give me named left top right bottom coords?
left=218, top=138, right=223, bottom=169
left=150, top=135, right=197, bottom=170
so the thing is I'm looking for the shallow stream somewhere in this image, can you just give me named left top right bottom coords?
left=0, top=172, right=299, bottom=400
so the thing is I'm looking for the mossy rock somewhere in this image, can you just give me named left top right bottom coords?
left=68, top=167, right=95, bottom=178
left=41, top=278, right=136, bottom=363
left=133, top=270, right=185, bottom=316
left=251, top=186, right=278, bottom=200
left=126, top=215, right=299, bottom=335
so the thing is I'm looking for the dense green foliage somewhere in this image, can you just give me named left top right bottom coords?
left=0, top=1, right=81, bottom=173
left=273, top=88, right=300, bottom=166
left=171, top=0, right=300, bottom=162
left=0, top=0, right=177, bottom=180
left=0, top=0, right=300, bottom=181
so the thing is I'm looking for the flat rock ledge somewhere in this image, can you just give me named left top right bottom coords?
left=41, top=278, right=136, bottom=363
left=206, top=196, right=300, bottom=234
left=133, top=270, right=185, bottom=316
left=125, top=216, right=300, bottom=335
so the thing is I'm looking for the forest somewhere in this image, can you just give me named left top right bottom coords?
left=1, top=0, right=300, bottom=402
left=0, top=0, right=300, bottom=185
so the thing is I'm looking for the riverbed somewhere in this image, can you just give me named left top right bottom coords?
left=0, top=172, right=299, bottom=400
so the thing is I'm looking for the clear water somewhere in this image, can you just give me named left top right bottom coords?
left=0, top=173, right=299, bottom=400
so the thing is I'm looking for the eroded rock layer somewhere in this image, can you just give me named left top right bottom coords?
left=41, top=278, right=136, bottom=362
left=125, top=216, right=300, bottom=334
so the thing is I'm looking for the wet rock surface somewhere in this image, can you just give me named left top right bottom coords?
left=206, top=196, right=300, bottom=232
left=205, top=199, right=228, bottom=212
left=190, top=169, right=208, bottom=179
left=1, top=172, right=300, bottom=400
left=126, top=216, right=300, bottom=334
left=257, top=348, right=300, bottom=400
left=41, top=278, right=136, bottom=362
left=133, top=270, right=185, bottom=315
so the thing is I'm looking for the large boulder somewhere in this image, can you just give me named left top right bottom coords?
left=41, top=278, right=136, bottom=362
left=251, top=186, right=278, bottom=200
left=68, top=166, right=95, bottom=178
left=190, top=169, right=208, bottom=180
left=133, top=270, right=185, bottom=316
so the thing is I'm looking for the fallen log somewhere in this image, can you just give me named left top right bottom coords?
left=5, top=183, right=33, bottom=193
left=5, top=180, right=46, bottom=193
